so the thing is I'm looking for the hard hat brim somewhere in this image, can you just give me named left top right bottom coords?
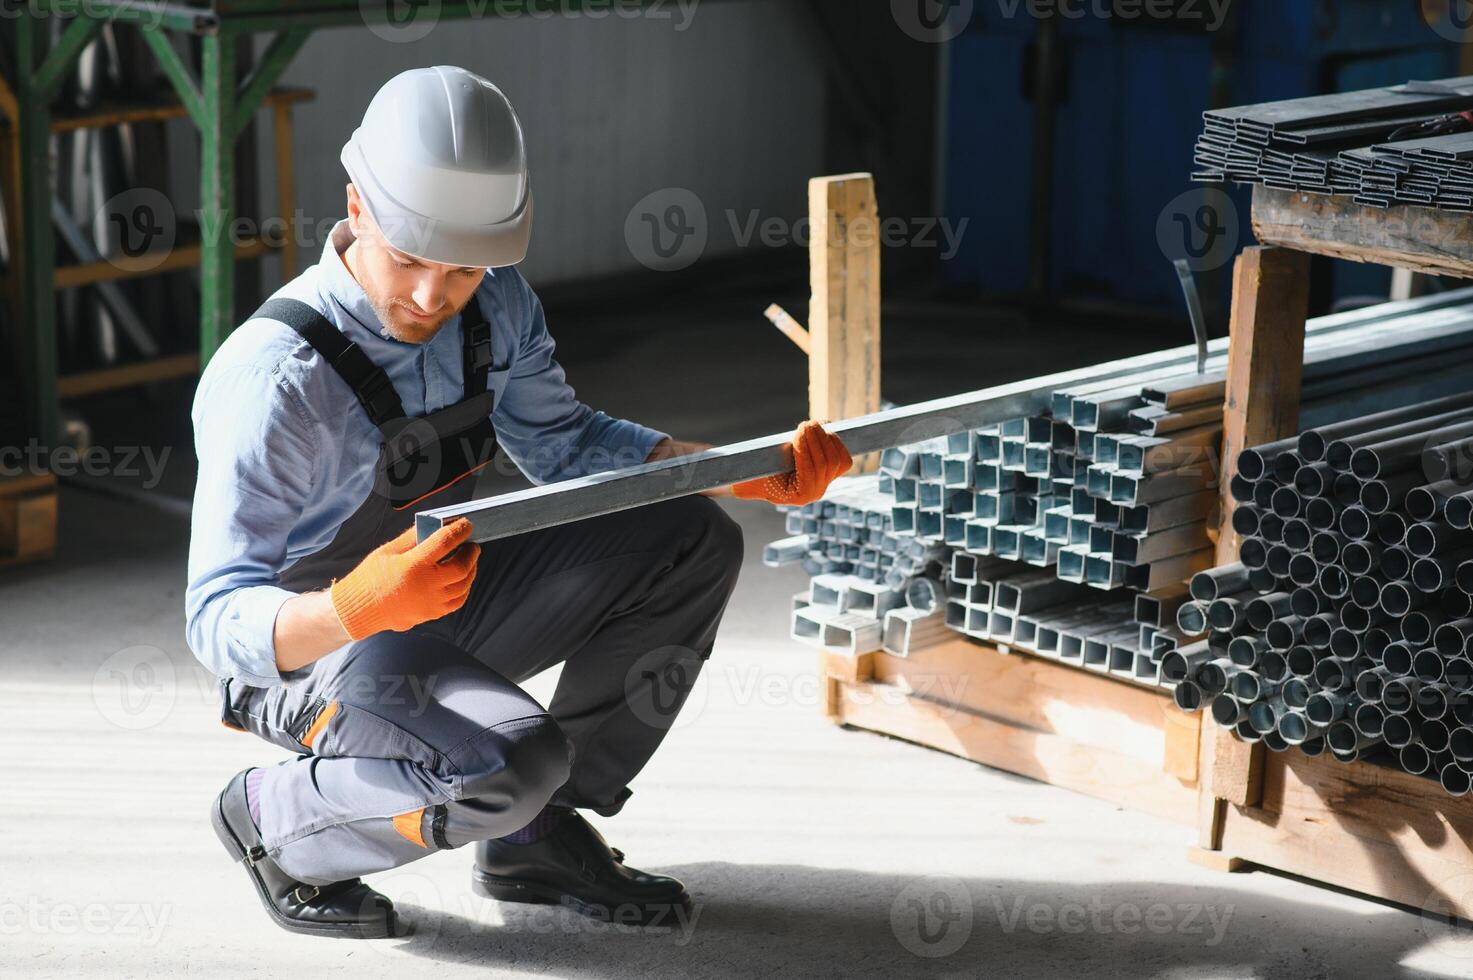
left=342, top=135, right=532, bottom=269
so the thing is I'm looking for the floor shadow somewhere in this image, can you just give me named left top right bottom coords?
left=388, top=862, right=1466, bottom=979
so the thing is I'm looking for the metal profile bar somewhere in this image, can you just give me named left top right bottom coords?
left=420, top=347, right=1272, bottom=541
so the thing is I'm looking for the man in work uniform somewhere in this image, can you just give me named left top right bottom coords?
left=186, top=65, right=852, bottom=939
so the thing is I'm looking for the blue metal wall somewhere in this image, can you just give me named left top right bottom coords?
left=942, top=0, right=1464, bottom=310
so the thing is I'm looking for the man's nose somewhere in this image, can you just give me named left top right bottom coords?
left=413, top=275, right=448, bottom=313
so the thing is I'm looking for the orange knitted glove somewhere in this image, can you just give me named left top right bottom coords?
left=732, top=420, right=852, bottom=506
left=329, top=518, right=480, bottom=641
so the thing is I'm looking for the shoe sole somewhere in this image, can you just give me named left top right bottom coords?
left=471, top=867, right=690, bottom=928
left=211, top=787, right=397, bottom=940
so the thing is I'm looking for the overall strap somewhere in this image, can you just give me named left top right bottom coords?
left=254, top=297, right=406, bottom=427
left=461, top=294, right=495, bottom=400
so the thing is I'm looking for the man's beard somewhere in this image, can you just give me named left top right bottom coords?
left=367, top=293, right=461, bottom=343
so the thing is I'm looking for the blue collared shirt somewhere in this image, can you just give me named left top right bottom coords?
left=186, top=221, right=669, bottom=688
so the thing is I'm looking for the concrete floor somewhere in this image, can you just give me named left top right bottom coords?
left=6, top=297, right=1473, bottom=977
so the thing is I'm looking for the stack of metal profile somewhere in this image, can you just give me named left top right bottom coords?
left=1170, top=395, right=1473, bottom=796
left=1192, top=76, right=1473, bottom=211
left=771, top=291, right=1473, bottom=685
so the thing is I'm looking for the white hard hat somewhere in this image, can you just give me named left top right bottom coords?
left=341, top=66, right=533, bottom=268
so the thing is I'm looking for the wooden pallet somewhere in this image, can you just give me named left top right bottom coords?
left=820, top=637, right=1202, bottom=826
left=1191, top=721, right=1473, bottom=919
left=1193, top=190, right=1473, bottom=920
left=0, top=473, right=57, bottom=569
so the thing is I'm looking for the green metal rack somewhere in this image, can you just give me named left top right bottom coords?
left=13, top=0, right=695, bottom=446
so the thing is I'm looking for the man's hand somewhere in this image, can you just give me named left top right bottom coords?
left=329, top=518, right=481, bottom=641
left=732, top=420, right=852, bottom=506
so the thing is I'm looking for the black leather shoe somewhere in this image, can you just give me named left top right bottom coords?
left=472, top=808, right=691, bottom=926
left=212, top=768, right=398, bottom=939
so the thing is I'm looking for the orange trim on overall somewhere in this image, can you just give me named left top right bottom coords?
left=392, top=459, right=494, bottom=512
left=221, top=718, right=246, bottom=733
left=392, top=808, right=428, bottom=848
left=301, top=700, right=340, bottom=749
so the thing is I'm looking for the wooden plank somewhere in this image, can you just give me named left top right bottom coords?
left=832, top=679, right=1199, bottom=826
left=819, top=650, right=874, bottom=684
left=866, top=637, right=1181, bottom=770
left=1252, top=187, right=1473, bottom=280
left=58, top=354, right=200, bottom=400
left=54, top=238, right=274, bottom=290
left=0, top=483, right=57, bottom=566
left=1203, top=244, right=1309, bottom=832
left=809, top=174, right=881, bottom=471
left=1214, top=750, right=1473, bottom=920
left=1163, top=706, right=1202, bottom=783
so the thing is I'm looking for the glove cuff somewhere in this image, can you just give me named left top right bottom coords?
left=329, top=575, right=391, bottom=642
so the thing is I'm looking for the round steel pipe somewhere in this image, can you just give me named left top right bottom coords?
left=1211, top=693, right=1247, bottom=727
left=1175, top=600, right=1208, bottom=636
left=1340, top=541, right=1382, bottom=577
left=1332, top=473, right=1363, bottom=508
left=1383, top=641, right=1416, bottom=677
left=1270, top=486, right=1302, bottom=519
left=1228, top=474, right=1257, bottom=505
left=1190, top=563, right=1252, bottom=602
left=1265, top=544, right=1293, bottom=578
left=1375, top=512, right=1409, bottom=546
left=1288, top=587, right=1330, bottom=619
left=1247, top=567, right=1279, bottom=594
left=1230, top=504, right=1262, bottom=537
left=1304, top=497, right=1338, bottom=531
left=1305, top=690, right=1352, bottom=726
left=1294, top=462, right=1335, bottom=499
left=1282, top=518, right=1313, bottom=552
left=1173, top=680, right=1203, bottom=712
left=1266, top=616, right=1305, bottom=651
left=1238, top=437, right=1297, bottom=482
left=1206, top=597, right=1245, bottom=631
left=1423, top=718, right=1453, bottom=753
left=1247, top=592, right=1294, bottom=630
left=1352, top=702, right=1385, bottom=738
left=1309, top=531, right=1347, bottom=565
left=1401, top=743, right=1433, bottom=775
left=1381, top=677, right=1424, bottom=715
left=1287, top=553, right=1319, bottom=588
left=1328, top=627, right=1362, bottom=660
left=1401, top=609, right=1447, bottom=647
left=1446, top=490, right=1473, bottom=530
left=1445, top=656, right=1473, bottom=692
left=1380, top=547, right=1412, bottom=582
left=1285, top=645, right=1319, bottom=679
left=1272, top=452, right=1302, bottom=485
left=1413, top=649, right=1447, bottom=683
left=1303, top=613, right=1339, bottom=649
left=1318, top=564, right=1350, bottom=600
left=1441, top=762, right=1472, bottom=797
left=1194, top=661, right=1228, bottom=696
left=1339, top=506, right=1373, bottom=541
left=1382, top=713, right=1419, bottom=749
left=1227, top=636, right=1265, bottom=668
left=1239, top=537, right=1268, bottom=570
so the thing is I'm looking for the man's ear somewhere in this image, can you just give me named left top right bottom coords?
left=345, top=183, right=363, bottom=232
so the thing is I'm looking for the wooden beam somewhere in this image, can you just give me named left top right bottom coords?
left=58, top=354, right=200, bottom=400
left=763, top=304, right=811, bottom=355
left=1253, top=187, right=1473, bottom=280
left=809, top=174, right=881, bottom=470
left=1201, top=244, right=1310, bottom=849
left=1217, top=246, right=1310, bottom=563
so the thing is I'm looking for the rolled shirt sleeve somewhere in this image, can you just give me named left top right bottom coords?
left=185, top=363, right=319, bottom=687
left=491, top=271, right=669, bottom=484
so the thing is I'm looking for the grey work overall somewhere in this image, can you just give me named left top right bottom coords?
left=218, top=297, right=744, bottom=886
